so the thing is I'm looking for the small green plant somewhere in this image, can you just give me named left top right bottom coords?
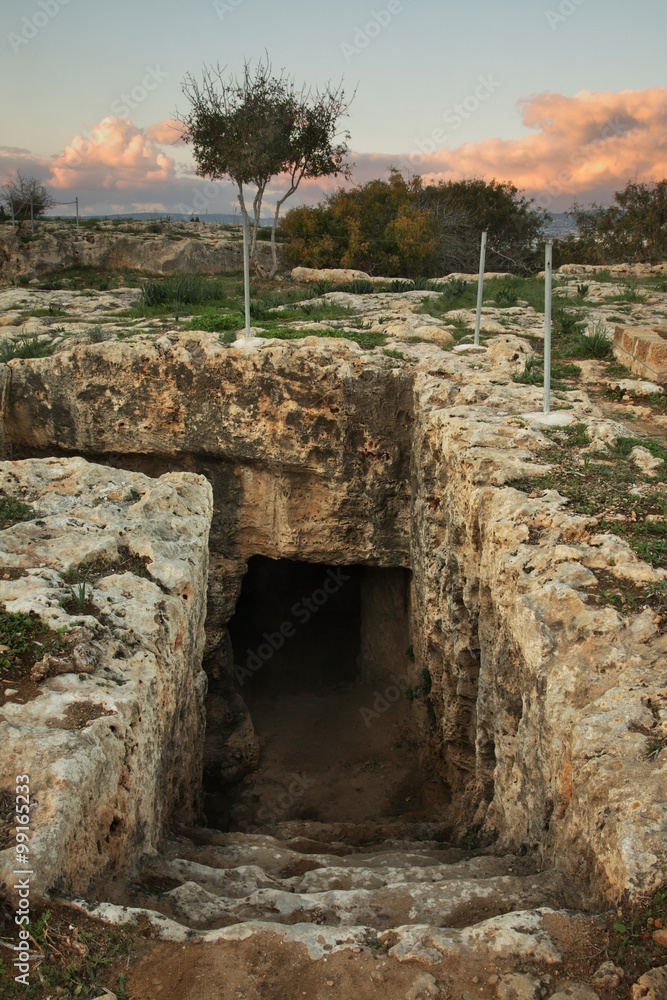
left=87, top=325, right=107, bottom=343
left=0, top=496, right=34, bottom=528
left=566, top=320, right=613, bottom=359
left=382, top=348, right=404, bottom=359
left=495, top=286, right=518, bottom=307
left=576, top=283, right=589, bottom=298
left=0, top=607, right=49, bottom=670
left=444, top=314, right=470, bottom=333
left=189, top=311, right=244, bottom=333
left=69, top=582, right=88, bottom=608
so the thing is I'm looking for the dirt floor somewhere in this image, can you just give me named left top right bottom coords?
left=224, top=679, right=450, bottom=830
left=125, top=914, right=609, bottom=1000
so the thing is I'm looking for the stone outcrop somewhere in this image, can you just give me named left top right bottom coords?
left=0, top=457, right=212, bottom=901
left=0, top=227, right=277, bottom=281
left=1, top=334, right=666, bottom=909
left=559, top=262, right=667, bottom=277
left=290, top=266, right=414, bottom=286
left=613, top=324, right=667, bottom=383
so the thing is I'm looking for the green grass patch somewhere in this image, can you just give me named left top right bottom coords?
left=258, top=326, right=386, bottom=350
left=511, top=428, right=667, bottom=570
left=383, top=348, right=405, bottom=359
left=188, top=311, right=244, bottom=333
left=23, top=306, right=66, bottom=318
left=0, top=336, right=55, bottom=363
left=0, top=496, right=34, bottom=529
left=610, top=887, right=667, bottom=969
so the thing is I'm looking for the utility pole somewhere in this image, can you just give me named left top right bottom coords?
left=543, top=241, right=553, bottom=414
left=474, top=231, right=487, bottom=346
left=242, top=211, right=251, bottom=340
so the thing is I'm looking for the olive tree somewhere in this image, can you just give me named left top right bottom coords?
left=1, top=170, right=54, bottom=223
left=178, top=59, right=352, bottom=277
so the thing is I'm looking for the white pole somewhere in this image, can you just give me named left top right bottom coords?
left=242, top=211, right=251, bottom=340
left=9, top=199, right=15, bottom=228
left=474, top=231, right=487, bottom=346
left=75, top=196, right=79, bottom=231
left=544, top=241, right=553, bottom=415
left=30, top=196, right=34, bottom=234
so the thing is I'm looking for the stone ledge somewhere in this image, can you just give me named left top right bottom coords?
left=0, top=457, right=212, bottom=902
left=613, top=325, right=667, bottom=383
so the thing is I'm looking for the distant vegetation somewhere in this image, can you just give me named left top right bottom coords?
left=555, top=180, right=667, bottom=266
left=280, top=170, right=549, bottom=279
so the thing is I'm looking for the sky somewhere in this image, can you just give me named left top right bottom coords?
left=1, top=0, right=666, bottom=217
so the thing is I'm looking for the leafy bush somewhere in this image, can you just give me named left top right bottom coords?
left=281, top=170, right=549, bottom=278
left=556, top=179, right=667, bottom=265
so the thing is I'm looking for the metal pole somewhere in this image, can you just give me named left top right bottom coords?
left=30, top=196, right=34, bottom=234
left=75, top=196, right=79, bottom=231
left=474, top=230, right=487, bottom=346
left=9, top=199, right=15, bottom=228
left=543, top=241, right=553, bottom=415
left=242, top=210, right=251, bottom=340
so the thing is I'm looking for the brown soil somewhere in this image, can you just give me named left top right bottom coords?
left=125, top=913, right=611, bottom=1000
left=223, top=680, right=450, bottom=831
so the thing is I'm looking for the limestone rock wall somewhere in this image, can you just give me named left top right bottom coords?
left=409, top=376, right=667, bottom=905
left=0, top=229, right=278, bottom=281
left=5, top=334, right=414, bottom=573
left=0, top=458, right=212, bottom=901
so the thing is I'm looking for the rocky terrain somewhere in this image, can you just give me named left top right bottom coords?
left=0, top=218, right=276, bottom=283
left=0, top=259, right=665, bottom=999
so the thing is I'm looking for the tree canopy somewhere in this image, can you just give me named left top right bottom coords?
left=178, top=58, right=352, bottom=277
left=556, top=180, right=667, bottom=265
left=1, top=170, right=54, bottom=223
left=280, top=171, right=549, bottom=278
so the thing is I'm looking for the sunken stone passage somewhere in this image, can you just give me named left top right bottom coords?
left=0, top=457, right=212, bottom=903
left=1, top=334, right=666, bottom=910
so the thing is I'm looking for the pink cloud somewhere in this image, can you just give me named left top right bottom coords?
left=386, top=87, right=667, bottom=209
left=146, top=119, right=186, bottom=146
left=48, top=117, right=176, bottom=191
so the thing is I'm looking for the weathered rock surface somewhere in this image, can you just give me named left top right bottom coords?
left=290, top=266, right=413, bottom=286
left=559, top=261, right=667, bottom=277
left=614, top=324, right=667, bottom=383
left=0, top=457, right=212, bottom=902
left=0, top=225, right=277, bottom=281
